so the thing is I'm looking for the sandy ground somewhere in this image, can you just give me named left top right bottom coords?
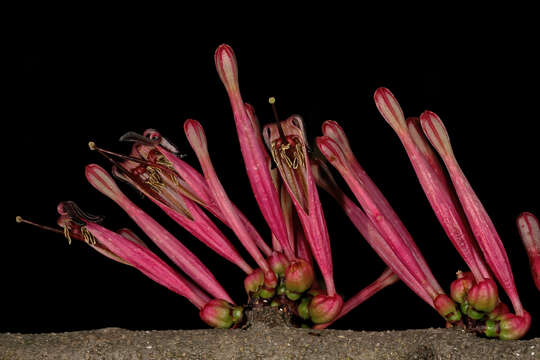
left=2, top=307, right=539, bottom=359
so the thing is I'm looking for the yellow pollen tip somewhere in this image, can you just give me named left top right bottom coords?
left=16, top=216, right=23, bottom=223
left=88, top=141, right=96, bottom=150
left=268, top=97, right=276, bottom=104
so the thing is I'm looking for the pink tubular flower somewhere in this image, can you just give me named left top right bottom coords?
left=263, top=115, right=338, bottom=298
left=59, top=203, right=209, bottom=310
left=85, top=163, right=234, bottom=304
left=321, top=120, right=443, bottom=296
left=316, top=133, right=442, bottom=301
left=420, top=110, right=527, bottom=319
left=311, top=160, right=434, bottom=307
left=517, top=212, right=540, bottom=291
left=215, top=44, right=292, bottom=259
left=374, top=88, right=489, bottom=284
left=183, top=118, right=277, bottom=289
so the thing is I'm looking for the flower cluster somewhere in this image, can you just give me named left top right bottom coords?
left=17, top=44, right=538, bottom=339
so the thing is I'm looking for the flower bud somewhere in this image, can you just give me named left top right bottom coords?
left=268, top=251, right=290, bottom=278
left=467, top=278, right=498, bottom=313
left=498, top=312, right=532, bottom=340
left=284, top=259, right=314, bottom=294
left=309, top=294, right=343, bottom=324
left=450, top=271, right=475, bottom=304
left=487, top=302, right=510, bottom=320
left=244, top=268, right=264, bottom=294
left=214, top=44, right=239, bottom=95
left=200, top=299, right=243, bottom=329
left=434, top=294, right=461, bottom=323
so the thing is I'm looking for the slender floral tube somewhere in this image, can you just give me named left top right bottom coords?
left=322, top=120, right=444, bottom=295
left=85, top=164, right=233, bottom=303
left=85, top=222, right=208, bottom=309
left=374, top=89, right=490, bottom=283
left=184, top=119, right=277, bottom=288
left=407, top=117, right=491, bottom=281
left=517, top=212, right=540, bottom=291
left=312, top=161, right=433, bottom=306
left=156, top=145, right=273, bottom=257
left=112, top=161, right=253, bottom=275
left=215, top=44, right=292, bottom=257
left=317, top=135, right=441, bottom=300
left=314, top=268, right=399, bottom=329
left=264, top=116, right=337, bottom=297
left=420, top=110, right=526, bottom=317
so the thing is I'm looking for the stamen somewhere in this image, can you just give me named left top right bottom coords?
left=269, top=97, right=287, bottom=144
left=89, top=141, right=181, bottom=180
left=15, top=216, right=80, bottom=245
left=81, top=226, right=97, bottom=245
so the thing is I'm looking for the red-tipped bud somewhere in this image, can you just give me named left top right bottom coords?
left=434, top=294, right=461, bottom=323
left=263, top=270, right=278, bottom=290
left=450, top=271, right=475, bottom=304
left=244, top=268, right=264, bottom=294
left=268, top=251, right=290, bottom=278
left=214, top=44, right=239, bottom=95
left=517, top=212, right=540, bottom=291
left=467, top=278, right=498, bottom=313
left=488, top=302, right=511, bottom=320
left=199, top=299, right=243, bottom=329
left=309, top=294, right=343, bottom=324
left=497, top=312, right=532, bottom=340
left=284, top=259, right=314, bottom=294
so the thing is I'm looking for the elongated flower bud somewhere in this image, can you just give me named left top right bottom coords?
left=200, top=299, right=243, bottom=329
left=517, top=212, right=540, bottom=291
left=309, top=294, right=343, bottom=324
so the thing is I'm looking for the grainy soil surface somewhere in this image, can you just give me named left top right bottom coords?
left=2, top=308, right=539, bottom=359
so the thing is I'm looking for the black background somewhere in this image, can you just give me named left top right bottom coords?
left=9, top=20, right=539, bottom=338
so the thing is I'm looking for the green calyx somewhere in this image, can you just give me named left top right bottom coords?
left=297, top=297, right=311, bottom=320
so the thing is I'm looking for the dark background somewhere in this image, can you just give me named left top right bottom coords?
left=9, top=23, right=539, bottom=338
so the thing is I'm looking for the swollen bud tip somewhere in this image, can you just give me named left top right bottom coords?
left=16, top=216, right=23, bottom=223
left=88, top=141, right=96, bottom=150
left=268, top=97, right=276, bottom=104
